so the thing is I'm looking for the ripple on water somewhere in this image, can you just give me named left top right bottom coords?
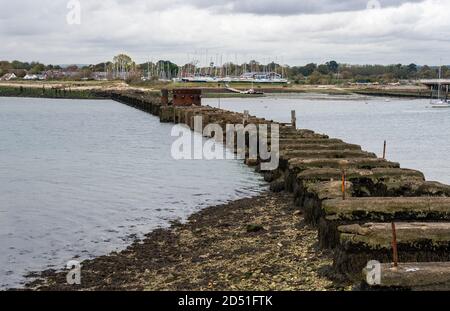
left=0, top=97, right=266, bottom=289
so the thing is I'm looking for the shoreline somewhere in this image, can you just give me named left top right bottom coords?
left=1, top=81, right=432, bottom=99
left=22, top=192, right=344, bottom=291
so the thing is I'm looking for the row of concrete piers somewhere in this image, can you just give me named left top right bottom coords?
left=110, top=89, right=450, bottom=291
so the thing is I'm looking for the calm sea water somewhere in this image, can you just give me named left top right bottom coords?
left=205, top=93, right=450, bottom=185
left=0, top=97, right=266, bottom=289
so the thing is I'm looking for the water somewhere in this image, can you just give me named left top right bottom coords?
left=0, top=97, right=266, bottom=289
left=205, top=93, right=450, bottom=185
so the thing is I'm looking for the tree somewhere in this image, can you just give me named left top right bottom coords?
left=317, top=64, right=330, bottom=75
left=407, top=63, right=418, bottom=73
left=298, top=63, right=317, bottom=76
left=11, top=60, right=31, bottom=70
left=442, top=66, right=450, bottom=78
left=92, top=62, right=111, bottom=72
left=112, top=54, right=136, bottom=80
left=418, top=65, right=435, bottom=79
left=30, top=63, right=45, bottom=74
left=308, top=71, right=322, bottom=84
left=326, top=60, right=339, bottom=73
left=340, top=71, right=353, bottom=80
left=113, top=54, right=134, bottom=72
left=0, top=61, right=12, bottom=76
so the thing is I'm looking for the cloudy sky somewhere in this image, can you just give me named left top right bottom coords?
left=0, top=0, right=449, bottom=66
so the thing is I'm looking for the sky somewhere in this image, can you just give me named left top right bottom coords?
left=0, top=0, right=449, bottom=66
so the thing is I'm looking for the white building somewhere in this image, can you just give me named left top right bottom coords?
left=23, top=74, right=38, bottom=80
left=0, top=73, right=17, bottom=81
left=240, top=72, right=288, bottom=83
left=23, top=74, right=47, bottom=80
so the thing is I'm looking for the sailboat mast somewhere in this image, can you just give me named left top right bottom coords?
left=438, top=65, right=442, bottom=100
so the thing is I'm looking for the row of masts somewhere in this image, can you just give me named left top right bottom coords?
left=143, top=56, right=287, bottom=81
left=103, top=53, right=288, bottom=81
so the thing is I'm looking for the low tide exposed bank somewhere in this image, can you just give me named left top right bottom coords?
left=0, top=82, right=434, bottom=99
left=26, top=192, right=338, bottom=291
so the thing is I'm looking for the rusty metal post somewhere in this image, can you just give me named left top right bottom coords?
left=291, top=110, right=297, bottom=128
left=391, top=222, right=399, bottom=268
left=342, top=169, right=346, bottom=200
left=383, top=140, right=387, bottom=160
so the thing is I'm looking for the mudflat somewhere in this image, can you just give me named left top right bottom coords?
left=24, top=192, right=343, bottom=291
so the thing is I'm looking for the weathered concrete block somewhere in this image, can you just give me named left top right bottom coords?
left=334, top=222, right=450, bottom=281
left=299, top=181, right=354, bottom=225
left=279, top=150, right=378, bottom=171
left=361, top=262, right=450, bottom=291
left=279, top=128, right=328, bottom=139
left=159, top=106, right=175, bottom=123
left=289, top=158, right=399, bottom=174
left=280, top=138, right=344, bottom=145
left=319, top=197, right=450, bottom=249
left=416, top=181, right=450, bottom=197
left=297, top=168, right=425, bottom=197
left=280, top=143, right=363, bottom=151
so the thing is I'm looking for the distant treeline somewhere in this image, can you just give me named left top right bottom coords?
left=1, top=58, right=449, bottom=84
left=288, top=62, right=450, bottom=84
left=0, top=61, right=62, bottom=77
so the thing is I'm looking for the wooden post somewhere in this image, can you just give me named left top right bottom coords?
left=291, top=110, right=297, bottom=128
left=243, top=110, right=249, bottom=125
left=383, top=140, right=387, bottom=160
left=161, top=89, right=169, bottom=106
left=391, top=222, right=399, bottom=268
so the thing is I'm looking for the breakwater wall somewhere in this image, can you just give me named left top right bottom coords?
left=110, top=91, right=450, bottom=290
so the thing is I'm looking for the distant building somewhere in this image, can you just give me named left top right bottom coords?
left=45, top=70, right=66, bottom=80
left=241, top=72, right=283, bottom=80
left=23, top=73, right=47, bottom=80
left=62, top=71, right=81, bottom=79
left=239, top=72, right=288, bottom=83
left=23, top=74, right=38, bottom=80
left=92, top=72, right=108, bottom=80
left=0, top=73, right=17, bottom=81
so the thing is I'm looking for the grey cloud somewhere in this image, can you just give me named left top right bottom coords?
left=0, top=0, right=448, bottom=65
left=166, top=0, right=426, bottom=15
